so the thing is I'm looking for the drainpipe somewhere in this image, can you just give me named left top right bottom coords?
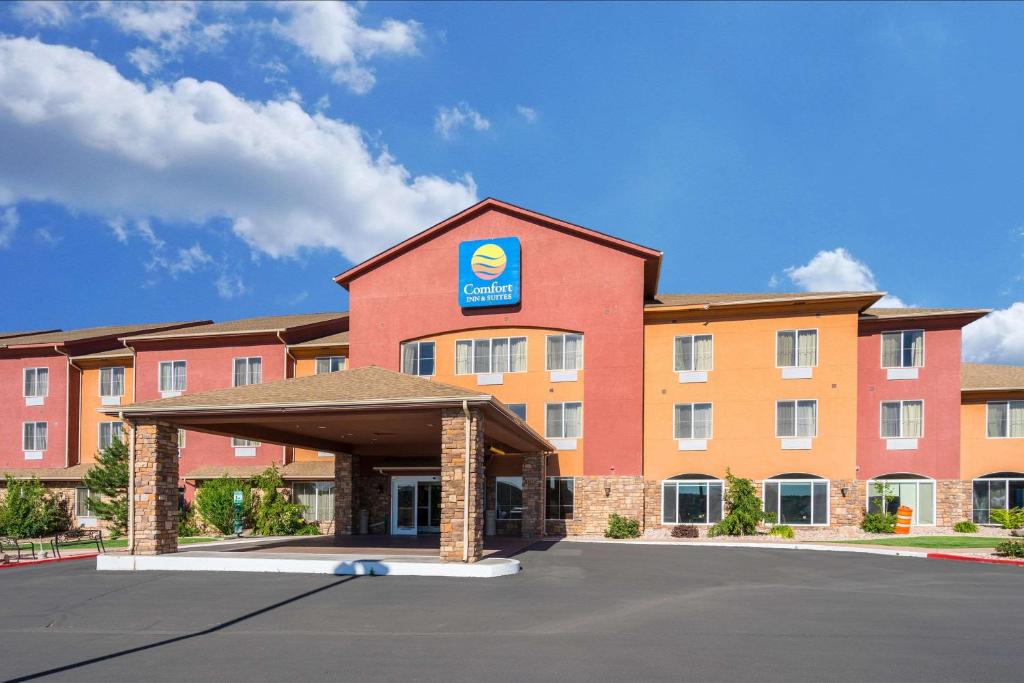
left=277, top=331, right=294, bottom=466
left=462, top=400, right=471, bottom=563
left=54, top=345, right=78, bottom=469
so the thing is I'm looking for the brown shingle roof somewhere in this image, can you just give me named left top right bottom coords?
left=117, top=365, right=485, bottom=413
left=862, top=307, right=990, bottom=321
left=646, top=291, right=883, bottom=309
left=1, top=322, right=206, bottom=347
left=184, top=461, right=334, bottom=481
left=0, top=464, right=93, bottom=481
left=72, top=348, right=134, bottom=361
left=289, top=331, right=350, bottom=348
left=123, top=312, right=346, bottom=340
left=962, top=363, right=1024, bottom=391
left=0, top=329, right=60, bottom=340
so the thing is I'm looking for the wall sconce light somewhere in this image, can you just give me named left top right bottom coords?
left=604, top=483, right=612, bottom=497
left=841, top=487, right=849, bottom=497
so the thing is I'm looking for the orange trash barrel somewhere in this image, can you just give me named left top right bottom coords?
left=894, top=506, right=913, bottom=535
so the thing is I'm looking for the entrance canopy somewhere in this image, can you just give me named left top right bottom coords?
left=105, top=365, right=551, bottom=456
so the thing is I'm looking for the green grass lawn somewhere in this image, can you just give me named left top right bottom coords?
left=15, top=536, right=222, bottom=552
left=829, top=536, right=1003, bottom=549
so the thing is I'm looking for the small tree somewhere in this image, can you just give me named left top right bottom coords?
left=0, top=476, right=71, bottom=538
left=82, top=439, right=130, bottom=536
left=195, top=477, right=253, bottom=535
left=251, top=466, right=311, bottom=536
left=708, top=469, right=772, bottom=537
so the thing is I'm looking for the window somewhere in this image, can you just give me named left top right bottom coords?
left=75, top=487, right=95, bottom=519
left=99, top=367, right=125, bottom=397
left=507, top=403, right=528, bottom=421
left=880, top=401, right=924, bottom=438
left=232, top=438, right=260, bottom=448
left=159, top=361, right=187, bottom=392
left=545, top=402, right=582, bottom=439
left=400, top=341, right=435, bottom=377
left=674, top=403, right=712, bottom=439
left=776, top=330, right=818, bottom=367
left=177, top=429, right=186, bottom=449
left=972, top=475, right=1024, bottom=524
left=662, top=479, right=724, bottom=524
left=293, top=482, right=335, bottom=522
left=233, top=357, right=262, bottom=386
left=674, top=335, right=713, bottom=372
left=98, top=421, right=124, bottom=450
left=495, top=477, right=523, bottom=522
left=882, top=330, right=924, bottom=368
left=23, top=367, right=48, bottom=397
left=315, top=356, right=346, bottom=374
left=455, top=337, right=527, bottom=374
left=867, top=479, right=935, bottom=525
left=546, top=477, right=574, bottom=520
left=987, top=401, right=1024, bottom=438
left=764, top=478, right=828, bottom=525
left=23, top=422, right=47, bottom=451
left=545, top=333, right=583, bottom=371
left=776, top=400, right=817, bottom=437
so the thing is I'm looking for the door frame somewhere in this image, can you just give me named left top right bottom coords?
left=390, top=475, right=441, bottom=535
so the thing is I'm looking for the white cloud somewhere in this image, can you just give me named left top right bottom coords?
left=434, top=102, right=490, bottom=140
left=516, top=105, right=537, bottom=123
left=11, top=1, right=70, bottom=27
left=0, top=206, right=17, bottom=248
left=127, top=47, right=162, bottom=75
left=35, top=226, right=62, bottom=246
left=215, top=271, right=248, bottom=299
left=91, top=1, right=199, bottom=51
left=963, top=303, right=1024, bottom=364
left=272, top=1, right=421, bottom=94
left=0, top=37, right=477, bottom=263
left=784, top=247, right=906, bottom=307
left=146, top=242, right=212, bottom=276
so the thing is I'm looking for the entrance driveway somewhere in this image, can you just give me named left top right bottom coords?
left=1, top=541, right=1022, bottom=681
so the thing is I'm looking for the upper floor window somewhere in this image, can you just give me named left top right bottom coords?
left=674, top=403, right=712, bottom=439
left=988, top=401, right=1024, bottom=438
left=881, top=400, right=923, bottom=438
left=546, top=333, right=583, bottom=371
left=400, top=341, right=435, bottom=377
left=99, top=367, right=125, bottom=397
left=882, top=330, right=923, bottom=368
left=159, top=361, right=187, bottom=393
left=23, top=421, right=47, bottom=451
left=507, top=403, right=528, bottom=421
left=23, top=367, right=48, bottom=397
left=674, top=335, right=713, bottom=372
left=233, top=357, right=262, bottom=386
left=776, top=400, right=817, bottom=438
left=777, top=330, right=817, bottom=368
left=99, top=421, right=124, bottom=450
left=545, top=402, right=582, bottom=439
left=315, top=356, right=346, bottom=374
left=456, top=337, right=527, bottom=375
left=232, top=437, right=260, bottom=448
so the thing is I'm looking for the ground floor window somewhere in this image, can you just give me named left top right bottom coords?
left=867, top=477, right=935, bottom=525
left=662, top=477, right=723, bottom=524
left=973, top=474, right=1024, bottom=524
left=75, top=486, right=95, bottom=519
left=495, top=477, right=523, bottom=534
left=293, top=482, right=335, bottom=522
left=764, top=477, right=828, bottom=525
left=546, top=477, right=574, bottom=519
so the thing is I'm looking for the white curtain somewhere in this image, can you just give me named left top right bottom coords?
left=233, top=359, right=247, bottom=386
left=492, top=337, right=509, bottom=373
left=563, top=402, right=582, bottom=437
left=160, top=362, right=172, bottom=390
left=1010, top=401, right=1024, bottom=438
left=546, top=335, right=563, bottom=370
left=797, top=330, right=817, bottom=367
left=546, top=403, right=563, bottom=438
left=777, top=331, right=796, bottom=367
left=473, top=339, right=491, bottom=374
left=564, top=334, right=582, bottom=370
left=694, top=335, right=713, bottom=371
left=881, top=402, right=901, bottom=438
left=294, top=483, right=316, bottom=520
left=173, top=362, right=186, bottom=390
left=38, top=368, right=49, bottom=396
left=674, top=404, right=692, bottom=439
left=989, top=402, right=1008, bottom=437
left=797, top=400, right=817, bottom=437
left=882, top=332, right=901, bottom=367
left=401, top=343, right=416, bottom=374
left=902, top=401, right=923, bottom=438
left=509, top=337, right=527, bottom=372
left=675, top=336, right=693, bottom=371
left=905, top=330, right=924, bottom=367
left=693, top=403, right=712, bottom=438
left=455, top=340, right=472, bottom=375
left=777, top=402, right=796, bottom=437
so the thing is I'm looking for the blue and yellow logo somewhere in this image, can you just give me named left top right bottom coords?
left=459, top=236, right=521, bottom=308
left=470, top=243, right=507, bottom=281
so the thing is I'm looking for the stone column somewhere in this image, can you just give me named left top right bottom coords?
left=334, top=453, right=354, bottom=537
left=440, top=407, right=485, bottom=562
left=521, top=452, right=547, bottom=538
left=132, top=421, right=179, bottom=555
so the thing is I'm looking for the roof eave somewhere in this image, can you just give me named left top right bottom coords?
left=645, top=292, right=885, bottom=314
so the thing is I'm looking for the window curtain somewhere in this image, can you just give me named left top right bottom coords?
left=160, top=362, right=173, bottom=390
left=233, top=359, right=247, bottom=386
left=546, top=335, right=563, bottom=370
left=777, top=331, right=796, bottom=367
left=294, top=483, right=316, bottom=520
left=316, top=358, right=330, bottom=374
left=563, top=402, right=582, bottom=438
left=881, top=402, right=901, bottom=438
left=797, top=401, right=817, bottom=437
left=173, top=362, right=186, bottom=390
left=989, top=402, right=1008, bottom=437
left=882, top=332, right=901, bottom=367
left=492, top=338, right=510, bottom=373
left=675, top=336, right=694, bottom=371
left=1009, top=401, right=1024, bottom=438
left=693, top=403, right=712, bottom=438
left=777, top=402, right=796, bottom=437
left=23, top=370, right=34, bottom=396
left=694, top=335, right=713, bottom=371
left=546, top=403, right=563, bottom=438
left=472, top=339, right=490, bottom=374
left=509, top=337, right=527, bottom=372
left=249, top=358, right=261, bottom=384
left=797, top=330, right=817, bottom=367
left=401, top=343, right=417, bottom=374
left=674, top=404, right=692, bottom=439
left=37, top=369, right=48, bottom=396
left=905, top=330, right=924, bottom=368
left=318, top=482, right=336, bottom=521
left=902, top=401, right=923, bottom=438
left=564, top=334, right=582, bottom=370
left=112, top=367, right=124, bottom=394
left=455, top=341, right=472, bottom=374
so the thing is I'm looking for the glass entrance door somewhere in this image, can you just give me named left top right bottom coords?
left=416, top=481, right=441, bottom=533
left=391, top=476, right=441, bottom=535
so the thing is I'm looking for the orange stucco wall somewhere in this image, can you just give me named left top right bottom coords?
left=290, top=346, right=347, bottom=462
left=643, top=307, right=860, bottom=483
left=77, top=360, right=134, bottom=465
left=961, top=395, right=1024, bottom=479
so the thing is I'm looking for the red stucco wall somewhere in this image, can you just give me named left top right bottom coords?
left=857, top=322, right=963, bottom=480
left=347, top=207, right=648, bottom=476
left=0, top=353, right=69, bottom=470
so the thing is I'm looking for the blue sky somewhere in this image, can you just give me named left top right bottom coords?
left=1, top=2, right=1023, bottom=360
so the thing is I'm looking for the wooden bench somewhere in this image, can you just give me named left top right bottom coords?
left=0, top=536, right=37, bottom=561
left=51, top=529, right=105, bottom=558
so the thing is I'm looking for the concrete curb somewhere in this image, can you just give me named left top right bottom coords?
left=0, top=552, right=99, bottom=570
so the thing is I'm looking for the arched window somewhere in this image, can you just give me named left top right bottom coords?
left=763, top=474, right=828, bottom=526
left=662, top=474, right=723, bottom=525
left=866, top=474, right=935, bottom=526
left=972, top=472, right=1024, bottom=524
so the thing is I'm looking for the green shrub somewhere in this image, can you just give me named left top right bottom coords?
left=252, top=467, right=312, bottom=536
left=177, top=504, right=204, bottom=537
left=861, top=512, right=896, bottom=534
left=670, top=524, right=699, bottom=539
left=989, top=507, right=1024, bottom=530
left=195, top=477, right=253, bottom=535
left=605, top=513, right=641, bottom=539
left=296, top=523, right=321, bottom=536
left=769, top=525, right=795, bottom=539
left=995, top=540, right=1024, bottom=558
left=953, top=520, right=978, bottom=534
left=0, top=476, right=72, bottom=538
left=707, top=469, right=771, bottom=537
left=82, top=439, right=129, bottom=535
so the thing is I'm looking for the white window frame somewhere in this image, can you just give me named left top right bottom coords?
left=23, top=367, right=49, bottom=398
left=158, top=360, right=187, bottom=393
left=400, top=341, right=436, bottom=377
left=98, top=421, right=124, bottom=450
left=879, top=400, right=924, bottom=439
left=232, top=356, right=262, bottom=387
left=775, top=400, right=818, bottom=438
left=865, top=478, right=937, bottom=526
left=673, top=403, right=713, bottom=440
left=292, top=481, right=335, bottom=522
left=75, top=486, right=96, bottom=520
left=507, top=403, right=528, bottom=421
left=673, top=334, right=714, bottom=372
left=544, top=333, right=584, bottom=371
left=986, top=401, right=1024, bottom=439
left=545, top=402, right=583, bottom=439
left=775, top=328, right=819, bottom=369
left=880, top=329, right=925, bottom=369
left=23, top=421, right=48, bottom=451
left=99, top=366, right=126, bottom=398
left=661, top=479, right=725, bottom=525
left=232, top=437, right=261, bottom=448
left=315, top=356, right=346, bottom=374
left=972, top=475, right=1024, bottom=525
left=763, top=477, right=830, bottom=526
left=454, top=336, right=528, bottom=375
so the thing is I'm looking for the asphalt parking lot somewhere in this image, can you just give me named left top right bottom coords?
left=1, top=541, right=1022, bottom=682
